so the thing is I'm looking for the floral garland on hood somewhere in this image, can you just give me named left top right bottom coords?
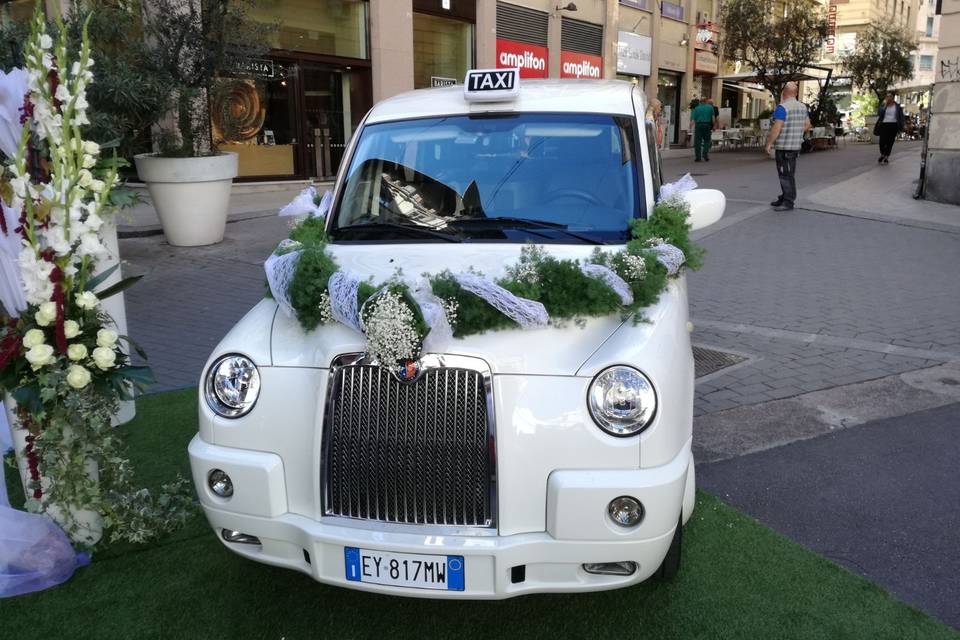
left=266, top=182, right=704, bottom=365
left=0, top=6, right=193, bottom=548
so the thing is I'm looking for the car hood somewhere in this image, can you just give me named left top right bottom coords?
left=269, top=242, right=637, bottom=376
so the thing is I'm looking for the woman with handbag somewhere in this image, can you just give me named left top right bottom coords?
left=875, top=93, right=905, bottom=164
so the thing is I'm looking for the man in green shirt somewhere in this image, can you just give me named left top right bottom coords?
left=690, top=98, right=718, bottom=162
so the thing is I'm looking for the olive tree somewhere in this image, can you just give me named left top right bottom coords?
left=841, top=21, right=915, bottom=100
left=719, top=0, right=829, bottom=99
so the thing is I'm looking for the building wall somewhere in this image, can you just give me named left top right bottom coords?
left=924, top=0, right=960, bottom=205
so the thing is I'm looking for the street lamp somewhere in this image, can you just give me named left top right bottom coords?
left=556, top=3, right=578, bottom=11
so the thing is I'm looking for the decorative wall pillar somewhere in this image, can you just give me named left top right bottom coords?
left=370, top=0, right=414, bottom=102
left=476, top=0, right=497, bottom=68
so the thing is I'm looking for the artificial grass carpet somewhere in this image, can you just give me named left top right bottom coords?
left=2, top=390, right=957, bottom=640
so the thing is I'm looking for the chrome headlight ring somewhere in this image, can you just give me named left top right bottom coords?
left=587, top=365, right=657, bottom=437
left=204, top=354, right=261, bottom=418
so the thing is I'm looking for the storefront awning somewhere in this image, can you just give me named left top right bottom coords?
left=722, top=81, right=769, bottom=96
left=716, top=71, right=823, bottom=83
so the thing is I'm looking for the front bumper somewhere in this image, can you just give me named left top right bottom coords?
left=189, top=434, right=693, bottom=599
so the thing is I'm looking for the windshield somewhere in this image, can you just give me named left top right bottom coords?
left=330, top=113, right=643, bottom=244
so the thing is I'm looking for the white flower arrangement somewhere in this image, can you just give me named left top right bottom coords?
left=361, top=288, right=422, bottom=365
left=620, top=253, right=648, bottom=281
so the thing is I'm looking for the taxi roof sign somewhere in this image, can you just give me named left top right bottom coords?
left=463, top=68, right=520, bottom=103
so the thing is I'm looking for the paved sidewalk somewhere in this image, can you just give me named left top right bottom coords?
left=698, top=401, right=960, bottom=628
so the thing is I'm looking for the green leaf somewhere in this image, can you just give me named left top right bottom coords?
left=112, top=365, right=155, bottom=387
left=12, top=383, right=42, bottom=415
left=119, top=334, right=149, bottom=360
left=84, top=263, right=121, bottom=292
left=95, top=275, right=144, bottom=300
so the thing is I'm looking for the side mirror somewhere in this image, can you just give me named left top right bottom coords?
left=682, top=188, right=725, bottom=231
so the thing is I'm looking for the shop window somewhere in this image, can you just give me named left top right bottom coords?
left=247, top=0, right=368, bottom=60
left=413, top=13, right=474, bottom=89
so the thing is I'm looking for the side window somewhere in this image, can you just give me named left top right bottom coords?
left=645, top=120, right=662, bottom=199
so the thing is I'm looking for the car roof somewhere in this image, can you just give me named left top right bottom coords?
left=365, top=79, right=646, bottom=124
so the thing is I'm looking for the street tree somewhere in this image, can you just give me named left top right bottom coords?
left=841, top=21, right=915, bottom=100
left=719, top=0, right=829, bottom=99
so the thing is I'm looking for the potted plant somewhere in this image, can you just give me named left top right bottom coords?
left=1, top=5, right=193, bottom=547
left=133, top=0, right=268, bottom=246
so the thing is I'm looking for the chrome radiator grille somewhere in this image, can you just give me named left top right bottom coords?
left=322, top=356, right=495, bottom=528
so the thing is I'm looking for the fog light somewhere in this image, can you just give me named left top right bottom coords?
left=221, top=529, right=260, bottom=545
left=583, top=561, right=638, bottom=576
left=607, top=496, right=644, bottom=527
left=208, top=469, right=233, bottom=498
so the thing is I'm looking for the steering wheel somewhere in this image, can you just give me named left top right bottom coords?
left=544, top=189, right=604, bottom=206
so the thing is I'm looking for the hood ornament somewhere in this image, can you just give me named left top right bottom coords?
left=395, top=359, right=421, bottom=382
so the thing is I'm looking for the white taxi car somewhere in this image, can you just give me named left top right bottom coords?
left=188, top=70, right=725, bottom=598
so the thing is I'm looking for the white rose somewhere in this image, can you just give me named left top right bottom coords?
left=75, top=291, right=98, bottom=310
left=25, top=344, right=55, bottom=370
left=91, top=346, right=116, bottom=370
left=96, top=329, right=118, bottom=348
left=83, top=140, right=100, bottom=155
left=66, top=365, right=91, bottom=389
left=22, top=328, right=46, bottom=349
left=67, top=343, right=87, bottom=361
left=64, top=320, right=81, bottom=339
left=35, top=301, right=57, bottom=326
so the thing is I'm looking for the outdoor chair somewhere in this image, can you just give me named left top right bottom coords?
left=711, top=130, right=725, bottom=151
left=723, top=128, right=743, bottom=150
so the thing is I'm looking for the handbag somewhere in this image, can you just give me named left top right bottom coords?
left=872, top=116, right=882, bottom=136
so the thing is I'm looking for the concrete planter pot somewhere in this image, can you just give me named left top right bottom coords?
left=134, top=152, right=238, bottom=247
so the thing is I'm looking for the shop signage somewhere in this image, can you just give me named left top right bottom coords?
left=825, top=4, right=838, bottom=55
left=496, top=38, right=549, bottom=78
left=616, top=31, right=652, bottom=77
left=431, top=76, right=457, bottom=87
left=694, top=50, right=719, bottom=75
left=560, top=51, right=602, bottom=79
left=227, top=57, right=275, bottom=79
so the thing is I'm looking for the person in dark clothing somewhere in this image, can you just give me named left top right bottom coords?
left=876, top=93, right=905, bottom=164
left=689, top=98, right=718, bottom=162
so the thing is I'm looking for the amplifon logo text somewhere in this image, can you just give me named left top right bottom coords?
left=496, top=38, right=549, bottom=78
left=560, top=52, right=602, bottom=79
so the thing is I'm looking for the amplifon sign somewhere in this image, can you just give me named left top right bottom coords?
left=496, top=38, right=548, bottom=78
left=825, top=4, right=838, bottom=55
left=560, top=51, right=602, bottom=79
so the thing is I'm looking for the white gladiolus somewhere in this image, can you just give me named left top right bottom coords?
left=96, top=328, right=118, bottom=348
left=77, top=169, right=93, bottom=187
left=25, top=343, right=55, bottom=370
left=22, top=328, right=45, bottom=349
left=77, top=232, right=107, bottom=258
left=75, top=290, right=98, bottom=310
left=64, top=319, right=81, bottom=338
left=67, top=343, right=87, bottom=361
left=81, top=154, right=96, bottom=169
left=90, top=179, right=105, bottom=193
left=84, top=212, right=104, bottom=231
left=39, top=34, right=52, bottom=49
left=82, top=140, right=100, bottom=155
left=91, top=346, right=116, bottom=370
left=66, top=364, right=92, bottom=389
left=34, top=301, right=57, bottom=326
left=54, top=83, right=71, bottom=103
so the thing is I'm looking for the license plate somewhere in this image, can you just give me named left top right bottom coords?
left=344, top=547, right=464, bottom=591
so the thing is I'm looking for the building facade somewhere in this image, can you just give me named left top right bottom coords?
left=924, top=0, right=960, bottom=205
left=212, top=0, right=724, bottom=181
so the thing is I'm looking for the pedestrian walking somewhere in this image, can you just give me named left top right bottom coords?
left=875, top=93, right=905, bottom=164
left=690, top=98, right=717, bottom=162
left=765, top=82, right=811, bottom=211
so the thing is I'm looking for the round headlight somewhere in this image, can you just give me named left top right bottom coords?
left=587, top=366, right=657, bottom=436
left=204, top=354, right=261, bottom=418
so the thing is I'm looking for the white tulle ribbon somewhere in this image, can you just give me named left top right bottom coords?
left=453, top=272, right=549, bottom=328
left=279, top=186, right=332, bottom=219
left=648, top=243, right=686, bottom=275
left=580, top=263, right=634, bottom=305
left=658, top=173, right=698, bottom=201
left=264, top=240, right=302, bottom=317
left=410, top=281, right=453, bottom=354
left=327, top=270, right=363, bottom=333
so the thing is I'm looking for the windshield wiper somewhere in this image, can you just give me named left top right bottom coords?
left=334, top=222, right=463, bottom=243
left=450, top=217, right=605, bottom=245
